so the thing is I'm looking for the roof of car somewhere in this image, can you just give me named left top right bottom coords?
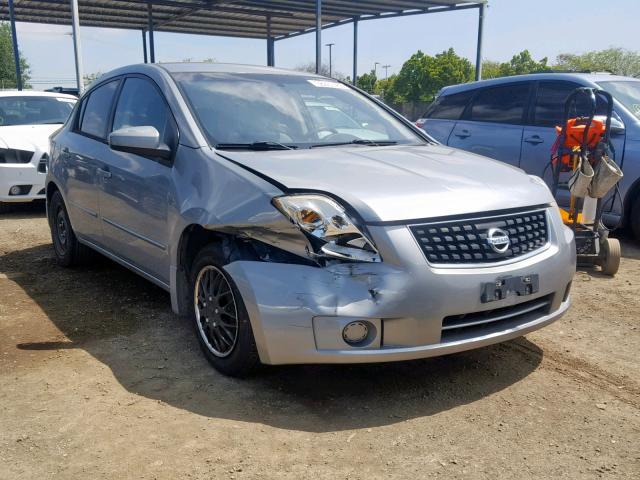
left=440, top=72, right=640, bottom=96
left=157, top=62, right=321, bottom=77
left=0, top=90, right=77, bottom=99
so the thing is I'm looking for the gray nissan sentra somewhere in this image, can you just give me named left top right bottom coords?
left=46, top=63, right=576, bottom=376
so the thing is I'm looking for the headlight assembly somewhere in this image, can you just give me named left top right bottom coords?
left=272, top=194, right=381, bottom=263
left=0, top=148, right=33, bottom=164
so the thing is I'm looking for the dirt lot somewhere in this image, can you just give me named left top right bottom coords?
left=1, top=204, right=639, bottom=479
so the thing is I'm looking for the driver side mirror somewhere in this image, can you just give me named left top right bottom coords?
left=610, top=117, right=625, bottom=136
left=109, top=126, right=172, bottom=160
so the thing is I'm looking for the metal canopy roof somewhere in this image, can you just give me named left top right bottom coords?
left=0, top=1, right=485, bottom=40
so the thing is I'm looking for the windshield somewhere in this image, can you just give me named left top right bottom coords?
left=173, top=72, right=424, bottom=149
left=0, top=96, right=76, bottom=126
left=597, top=81, right=640, bottom=120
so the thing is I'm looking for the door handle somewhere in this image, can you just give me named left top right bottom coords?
left=455, top=130, right=471, bottom=139
left=98, top=167, right=112, bottom=179
left=524, top=135, right=544, bottom=145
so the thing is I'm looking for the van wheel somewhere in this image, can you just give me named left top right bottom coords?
left=48, top=191, right=92, bottom=267
left=189, top=245, right=259, bottom=377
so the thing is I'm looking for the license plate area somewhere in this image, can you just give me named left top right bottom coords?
left=482, top=274, right=539, bottom=303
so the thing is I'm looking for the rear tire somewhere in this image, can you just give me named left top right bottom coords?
left=188, top=244, right=259, bottom=377
left=48, top=190, right=92, bottom=267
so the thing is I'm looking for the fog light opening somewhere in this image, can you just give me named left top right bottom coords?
left=9, top=185, right=22, bottom=196
left=342, top=321, right=369, bottom=346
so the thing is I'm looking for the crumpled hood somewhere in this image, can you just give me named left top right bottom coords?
left=0, top=124, right=61, bottom=151
left=219, top=144, right=555, bottom=223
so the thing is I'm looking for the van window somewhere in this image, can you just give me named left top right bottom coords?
left=534, top=81, right=608, bottom=128
left=424, top=91, right=473, bottom=120
left=79, top=80, right=119, bottom=139
left=468, top=83, right=530, bottom=125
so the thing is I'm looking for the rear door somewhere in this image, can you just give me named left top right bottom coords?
left=448, top=82, right=531, bottom=167
left=62, top=79, right=120, bottom=244
left=420, top=90, right=473, bottom=144
left=97, top=76, right=178, bottom=285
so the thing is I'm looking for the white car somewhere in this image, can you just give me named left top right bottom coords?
left=0, top=91, right=76, bottom=212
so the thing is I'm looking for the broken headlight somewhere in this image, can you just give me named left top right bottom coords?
left=272, top=194, right=381, bottom=263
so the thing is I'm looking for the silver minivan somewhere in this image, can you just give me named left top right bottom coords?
left=47, top=63, right=575, bottom=376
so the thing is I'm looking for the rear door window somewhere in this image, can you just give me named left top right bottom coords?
left=468, top=83, right=530, bottom=125
left=79, top=80, right=119, bottom=139
left=533, top=81, right=608, bottom=128
left=425, top=91, right=473, bottom=120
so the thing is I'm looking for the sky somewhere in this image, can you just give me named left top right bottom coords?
left=13, top=0, right=640, bottom=90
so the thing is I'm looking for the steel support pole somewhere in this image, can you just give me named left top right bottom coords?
left=7, top=0, right=22, bottom=90
left=315, top=0, right=321, bottom=74
left=326, top=43, right=333, bottom=77
left=70, top=0, right=84, bottom=93
left=475, top=3, right=485, bottom=81
left=142, top=30, right=148, bottom=63
left=352, top=17, right=358, bottom=85
left=148, top=3, right=155, bottom=63
left=266, top=15, right=274, bottom=66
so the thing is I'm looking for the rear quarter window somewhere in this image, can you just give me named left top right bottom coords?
left=424, top=91, right=473, bottom=120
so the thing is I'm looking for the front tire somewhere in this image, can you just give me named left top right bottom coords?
left=48, top=190, right=91, bottom=267
left=189, top=245, right=259, bottom=377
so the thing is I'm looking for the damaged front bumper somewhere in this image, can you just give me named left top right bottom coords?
left=224, top=208, right=576, bottom=365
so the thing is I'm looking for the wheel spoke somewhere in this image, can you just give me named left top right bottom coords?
left=215, top=326, right=233, bottom=346
left=221, top=302, right=236, bottom=318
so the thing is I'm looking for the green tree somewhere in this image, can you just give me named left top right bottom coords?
left=499, top=50, right=549, bottom=76
left=393, top=49, right=473, bottom=103
left=431, top=48, right=474, bottom=89
left=480, top=60, right=502, bottom=79
left=555, top=48, right=640, bottom=77
left=0, top=22, right=30, bottom=89
left=356, top=70, right=377, bottom=93
left=374, top=75, right=402, bottom=103
left=393, top=50, right=434, bottom=102
left=479, top=50, right=550, bottom=79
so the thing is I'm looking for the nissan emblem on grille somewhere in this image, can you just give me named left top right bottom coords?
left=486, top=228, right=511, bottom=254
left=409, top=209, right=548, bottom=265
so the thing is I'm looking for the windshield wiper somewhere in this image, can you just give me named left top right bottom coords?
left=216, top=141, right=298, bottom=151
left=310, top=139, right=398, bottom=148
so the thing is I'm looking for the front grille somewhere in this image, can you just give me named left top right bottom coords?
left=441, top=294, right=553, bottom=342
left=410, top=208, right=548, bottom=264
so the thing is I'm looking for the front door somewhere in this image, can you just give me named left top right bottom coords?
left=98, top=76, right=178, bottom=285
left=520, top=80, right=626, bottom=210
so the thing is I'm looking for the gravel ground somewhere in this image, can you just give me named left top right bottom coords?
left=1, top=204, right=639, bottom=479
